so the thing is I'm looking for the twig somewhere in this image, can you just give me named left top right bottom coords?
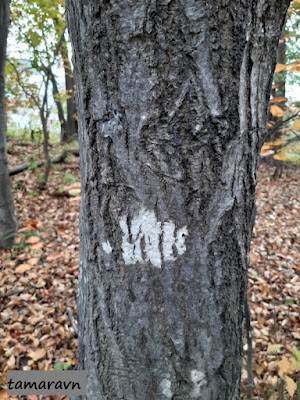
left=0, top=286, right=32, bottom=299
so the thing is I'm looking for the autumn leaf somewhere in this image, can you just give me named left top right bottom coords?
left=275, top=63, right=287, bottom=73
left=0, top=390, right=9, bottom=400
left=273, top=152, right=288, bottom=161
left=46, top=252, right=61, bottom=261
left=26, top=236, right=40, bottom=244
left=28, top=348, right=46, bottom=361
left=267, top=344, right=283, bottom=354
left=272, top=139, right=287, bottom=146
left=15, top=264, right=32, bottom=273
left=28, top=257, right=40, bottom=265
left=276, top=356, right=294, bottom=378
left=289, top=120, right=300, bottom=131
left=285, top=376, right=297, bottom=397
left=270, top=105, right=286, bottom=118
left=269, top=97, right=286, bottom=104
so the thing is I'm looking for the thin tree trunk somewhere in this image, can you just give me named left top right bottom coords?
left=0, top=0, right=18, bottom=249
left=66, top=1, right=290, bottom=399
left=46, top=65, right=69, bottom=141
left=60, top=32, right=77, bottom=142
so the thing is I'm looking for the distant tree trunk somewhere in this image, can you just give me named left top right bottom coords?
left=0, top=0, right=17, bottom=249
left=48, top=66, right=69, bottom=141
left=66, top=1, right=290, bottom=399
left=272, top=28, right=286, bottom=99
left=60, top=32, right=77, bottom=142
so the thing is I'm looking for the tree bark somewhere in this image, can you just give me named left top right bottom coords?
left=66, top=1, right=290, bottom=399
left=0, top=0, right=17, bottom=249
left=46, top=65, right=69, bottom=142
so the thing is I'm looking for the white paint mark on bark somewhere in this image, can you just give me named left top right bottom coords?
left=190, top=370, right=206, bottom=398
left=102, top=240, right=112, bottom=254
left=159, top=379, right=173, bottom=399
left=120, top=207, right=188, bottom=268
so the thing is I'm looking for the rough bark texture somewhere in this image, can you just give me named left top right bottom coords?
left=0, top=0, right=17, bottom=249
left=66, top=1, right=290, bottom=399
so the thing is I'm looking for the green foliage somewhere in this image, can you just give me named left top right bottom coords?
left=54, top=363, right=72, bottom=371
left=63, top=172, right=77, bottom=184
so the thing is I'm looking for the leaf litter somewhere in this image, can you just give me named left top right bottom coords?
left=0, top=146, right=299, bottom=399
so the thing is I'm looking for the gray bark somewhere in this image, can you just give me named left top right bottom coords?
left=66, top=1, right=290, bottom=399
left=0, top=0, right=17, bottom=249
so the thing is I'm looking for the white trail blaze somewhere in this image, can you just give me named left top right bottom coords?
left=119, top=207, right=188, bottom=268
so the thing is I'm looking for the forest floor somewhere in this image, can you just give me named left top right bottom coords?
left=0, top=140, right=299, bottom=400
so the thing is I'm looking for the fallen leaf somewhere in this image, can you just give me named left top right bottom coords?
left=0, top=390, right=9, bottom=400
left=276, top=357, right=294, bottom=378
left=28, top=257, right=40, bottom=265
left=46, top=252, right=62, bottom=261
left=28, top=348, right=46, bottom=361
left=26, top=236, right=40, bottom=244
left=267, top=344, right=283, bottom=354
left=285, top=376, right=297, bottom=397
left=15, top=264, right=32, bottom=273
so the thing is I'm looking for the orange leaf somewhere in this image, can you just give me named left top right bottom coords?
left=261, top=142, right=274, bottom=151
left=28, top=348, right=46, bottom=361
left=46, top=252, right=61, bottom=261
left=269, top=97, right=286, bottom=104
left=273, top=138, right=287, bottom=146
left=0, top=390, right=9, bottom=400
left=28, top=257, right=40, bottom=266
left=249, top=252, right=258, bottom=265
left=275, top=63, right=287, bottom=73
left=273, top=152, right=288, bottom=161
left=15, top=264, right=32, bottom=273
left=270, top=105, right=286, bottom=118
left=24, top=220, right=39, bottom=230
left=26, top=236, right=40, bottom=244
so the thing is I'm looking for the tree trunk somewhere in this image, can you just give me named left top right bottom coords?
left=0, top=0, right=17, bottom=249
left=47, top=65, right=69, bottom=142
left=60, top=32, right=77, bottom=142
left=65, top=1, right=290, bottom=399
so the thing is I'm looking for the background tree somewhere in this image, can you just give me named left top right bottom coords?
left=66, top=1, right=290, bottom=399
left=0, top=0, right=18, bottom=249
left=8, top=0, right=77, bottom=142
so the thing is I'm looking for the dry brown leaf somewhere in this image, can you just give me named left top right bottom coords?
left=46, top=252, right=62, bottom=261
left=285, top=376, right=297, bottom=397
left=0, top=390, right=9, bottom=400
left=28, top=257, right=40, bottom=265
left=276, top=357, right=294, bottom=378
left=270, top=105, right=286, bottom=118
left=273, top=152, right=288, bottom=161
left=30, top=242, right=43, bottom=249
left=27, top=348, right=46, bottom=361
left=26, top=236, right=40, bottom=244
left=6, top=354, right=15, bottom=369
left=15, top=264, right=32, bottom=273
left=269, top=97, right=286, bottom=104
